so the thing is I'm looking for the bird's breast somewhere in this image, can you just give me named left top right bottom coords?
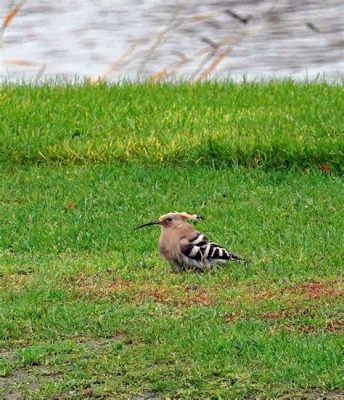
left=158, top=231, right=179, bottom=261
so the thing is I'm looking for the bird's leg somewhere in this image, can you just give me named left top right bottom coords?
left=170, top=261, right=185, bottom=273
left=193, top=265, right=205, bottom=273
left=199, top=256, right=207, bottom=272
left=191, top=258, right=205, bottom=273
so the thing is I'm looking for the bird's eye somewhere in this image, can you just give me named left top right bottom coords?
left=167, top=218, right=172, bottom=222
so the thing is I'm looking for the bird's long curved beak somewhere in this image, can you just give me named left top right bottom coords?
left=134, top=220, right=160, bottom=230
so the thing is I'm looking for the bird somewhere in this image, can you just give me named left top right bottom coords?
left=135, top=211, right=244, bottom=272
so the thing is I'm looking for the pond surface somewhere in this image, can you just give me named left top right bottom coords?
left=0, top=0, right=343, bottom=82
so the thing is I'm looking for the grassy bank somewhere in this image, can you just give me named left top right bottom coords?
left=0, top=81, right=343, bottom=171
left=0, top=164, right=343, bottom=399
left=0, top=82, right=343, bottom=398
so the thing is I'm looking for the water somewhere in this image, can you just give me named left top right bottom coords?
left=0, top=0, right=343, bottom=82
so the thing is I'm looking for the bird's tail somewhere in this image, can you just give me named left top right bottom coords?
left=226, top=252, right=249, bottom=264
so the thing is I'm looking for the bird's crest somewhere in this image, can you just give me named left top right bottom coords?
left=172, top=211, right=204, bottom=221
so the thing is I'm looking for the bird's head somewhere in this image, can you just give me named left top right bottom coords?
left=135, top=211, right=204, bottom=230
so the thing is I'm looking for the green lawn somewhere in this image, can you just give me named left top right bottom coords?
left=0, top=81, right=343, bottom=170
left=0, top=82, right=343, bottom=399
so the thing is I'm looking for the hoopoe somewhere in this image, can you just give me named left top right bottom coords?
left=135, top=211, right=243, bottom=272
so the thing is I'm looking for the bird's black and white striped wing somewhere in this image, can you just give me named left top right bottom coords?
left=180, top=232, right=242, bottom=269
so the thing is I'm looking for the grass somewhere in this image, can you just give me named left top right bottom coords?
left=0, top=82, right=343, bottom=399
left=0, top=81, right=343, bottom=170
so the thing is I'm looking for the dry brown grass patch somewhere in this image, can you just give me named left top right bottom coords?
left=71, top=273, right=216, bottom=307
left=136, top=283, right=214, bottom=307
left=245, top=278, right=343, bottom=305
left=0, top=273, right=31, bottom=291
